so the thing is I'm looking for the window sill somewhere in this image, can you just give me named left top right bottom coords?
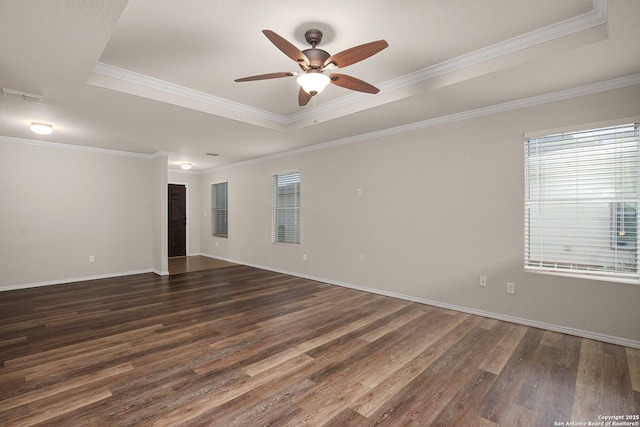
left=525, top=267, right=639, bottom=285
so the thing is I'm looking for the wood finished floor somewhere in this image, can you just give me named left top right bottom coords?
left=168, top=255, right=237, bottom=275
left=1, top=265, right=638, bottom=426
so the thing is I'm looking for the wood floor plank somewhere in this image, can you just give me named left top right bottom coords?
left=194, top=379, right=312, bottom=426
left=0, top=363, right=133, bottom=411
left=152, top=354, right=316, bottom=426
left=352, top=314, right=480, bottom=424
left=3, top=324, right=163, bottom=370
left=477, top=327, right=546, bottom=424
left=0, top=336, right=27, bottom=347
left=0, top=264, right=638, bottom=426
left=478, top=322, right=528, bottom=375
left=498, top=403, right=539, bottom=426
left=627, top=346, right=640, bottom=392
left=193, top=294, right=388, bottom=377
left=515, top=332, right=581, bottom=426
left=198, top=334, right=372, bottom=426
left=2, top=343, right=132, bottom=384
left=290, top=315, right=442, bottom=423
left=365, top=321, right=489, bottom=426
left=571, top=338, right=604, bottom=421
left=4, top=386, right=112, bottom=427
left=350, top=313, right=473, bottom=417
left=241, top=298, right=407, bottom=376
left=320, top=407, right=369, bottom=426
left=358, top=305, right=427, bottom=342
left=429, top=369, right=496, bottom=427
left=603, top=343, right=638, bottom=415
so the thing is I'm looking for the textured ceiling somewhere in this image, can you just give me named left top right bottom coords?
left=1, top=0, right=639, bottom=171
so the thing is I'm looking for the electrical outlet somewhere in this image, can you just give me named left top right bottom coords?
left=359, top=254, right=365, bottom=263
left=303, top=254, right=307, bottom=262
left=479, top=276, right=487, bottom=287
left=507, top=282, right=515, bottom=294
left=89, top=255, right=95, bottom=263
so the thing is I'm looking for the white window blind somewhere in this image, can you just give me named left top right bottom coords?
left=272, top=171, right=300, bottom=245
left=524, top=123, right=639, bottom=282
left=212, top=182, right=228, bottom=237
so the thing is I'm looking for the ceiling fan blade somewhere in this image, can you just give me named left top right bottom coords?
left=263, top=30, right=309, bottom=68
left=298, top=87, right=312, bottom=106
left=324, top=40, right=388, bottom=68
left=234, top=72, right=294, bottom=82
left=330, top=73, right=380, bottom=94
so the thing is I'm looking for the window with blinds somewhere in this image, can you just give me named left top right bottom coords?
left=272, top=171, right=300, bottom=245
left=524, top=123, right=639, bottom=282
left=211, top=182, right=228, bottom=237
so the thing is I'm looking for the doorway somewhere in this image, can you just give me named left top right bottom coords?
left=168, top=184, right=187, bottom=257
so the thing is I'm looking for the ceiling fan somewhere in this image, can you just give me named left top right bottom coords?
left=235, top=29, right=388, bottom=106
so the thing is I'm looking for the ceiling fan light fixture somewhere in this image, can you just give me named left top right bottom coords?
left=297, top=72, right=331, bottom=95
left=235, top=30, right=387, bottom=106
left=30, top=122, right=53, bottom=135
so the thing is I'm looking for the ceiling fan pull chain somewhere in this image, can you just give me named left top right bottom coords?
left=312, top=96, right=317, bottom=133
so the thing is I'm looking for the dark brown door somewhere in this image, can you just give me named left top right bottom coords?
left=168, top=184, right=187, bottom=257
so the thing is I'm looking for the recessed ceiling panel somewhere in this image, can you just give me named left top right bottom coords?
left=99, top=0, right=594, bottom=115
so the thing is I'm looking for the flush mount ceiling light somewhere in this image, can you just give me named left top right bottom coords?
left=235, top=29, right=388, bottom=106
left=30, top=122, right=53, bottom=135
left=180, top=162, right=192, bottom=170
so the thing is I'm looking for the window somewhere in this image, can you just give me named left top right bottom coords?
left=613, top=202, right=637, bottom=250
left=272, top=171, right=300, bottom=245
left=524, top=123, right=639, bottom=282
left=212, top=182, right=228, bottom=237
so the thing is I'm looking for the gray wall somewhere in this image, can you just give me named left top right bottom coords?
left=1, top=85, right=637, bottom=346
left=0, top=141, right=156, bottom=288
left=200, top=85, right=640, bottom=345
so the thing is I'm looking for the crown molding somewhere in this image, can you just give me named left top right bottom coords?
left=4, top=72, right=636, bottom=172
left=390, top=0, right=606, bottom=88
left=92, top=62, right=288, bottom=125
left=91, top=0, right=607, bottom=130
left=286, top=0, right=607, bottom=124
left=151, top=150, right=171, bottom=158
left=0, top=135, right=155, bottom=159
left=202, top=72, right=640, bottom=174
left=167, top=168, right=200, bottom=174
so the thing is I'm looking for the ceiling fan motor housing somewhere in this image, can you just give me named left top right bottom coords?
left=304, top=29, right=323, bottom=46
left=301, top=29, right=330, bottom=70
left=299, top=29, right=328, bottom=70
left=302, top=48, right=330, bottom=69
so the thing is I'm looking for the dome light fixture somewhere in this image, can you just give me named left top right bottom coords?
left=30, top=122, right=53, bottom=135
left=180, top=162, right=193, bottom=170
left=296, top=72, right=331, bottom=95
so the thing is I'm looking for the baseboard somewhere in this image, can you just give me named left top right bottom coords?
left=0, top=269, right=155, bottom=292
left=7, top=254, right=638, bottom=349
left=200, top=253, right=640, bottom=350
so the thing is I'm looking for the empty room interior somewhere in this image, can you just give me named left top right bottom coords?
left=1, top=1, right=640, bottom=426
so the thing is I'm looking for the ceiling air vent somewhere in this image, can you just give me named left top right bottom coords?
left=2, top=88, right=43, bottom=103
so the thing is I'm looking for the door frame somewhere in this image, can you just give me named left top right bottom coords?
left=168, top=181, right=189, bottom=257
